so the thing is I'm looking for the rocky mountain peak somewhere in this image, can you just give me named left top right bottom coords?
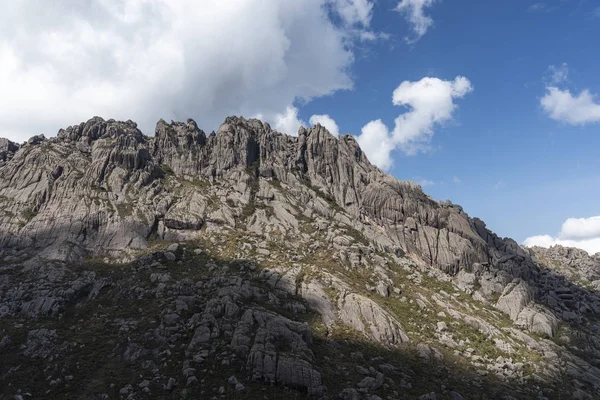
left=0, top=138, right=19, bottom=165
left=55, top=116, right=143, bottom=144
left=530, top=244, right=600, bottom=283
left=1, top=116, right=599, bottom=399
left=0, top=115, right=546, bottom=274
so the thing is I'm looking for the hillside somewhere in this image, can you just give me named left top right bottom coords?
left=0, top=116, right=599, bottom=399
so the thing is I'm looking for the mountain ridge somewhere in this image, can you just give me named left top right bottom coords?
left=0, top=116, right=599, bottom=399
left=0, top=116, right=523, bottom=267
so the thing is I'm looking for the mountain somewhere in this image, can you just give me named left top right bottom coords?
left=0, top=116, right=599, bottom=399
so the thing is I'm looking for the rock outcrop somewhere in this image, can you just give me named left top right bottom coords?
left=0, top=117, right=566, bottom=332
left=1, top=116, right=599, bottom=399
left=0, top=116, right=533, bottom=273
left=0, top=138, right=19, bottom=164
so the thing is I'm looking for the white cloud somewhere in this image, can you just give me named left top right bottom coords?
left=273, top=110, right=342, bottom=137
left=524, top=236, right=600, bottom=256
left=493, top=180, right=505, bottom=190
left=524, top=216, right=600, bottom=255
left=273, top=106, right=306, bottom=136
left=560, top=216, right=600, bottom=240
left=546, top=63, right=569, bottom=85
left=356, top=120, right=395, bottom=170
left=0, top=0, right=379, bottom=142
left=523, top=235, right=557, bottom=248
left=541, top=87, right=600, bottom=125
left=356, top=76, right=472, bottom=170
left=527, top=3, right=558, bottom=13
left=541, top=63, right=600, bottom=125
left=359, top=31, right=391, bottom=41
left=309, top=114, right=340, bottom=136
left=452, top=176, right=461, bottom=184
left=528, top=3, right=546, bottom=12
left=396, top=0, right=437, bottom=42
left=417, top=179, right=435, bottom=187
left=392, top=76, right=472, bottom=152
left=331, top=0, right=373, bottom=27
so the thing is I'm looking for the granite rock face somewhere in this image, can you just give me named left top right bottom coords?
left=529, top=245, right=600, bottom=285
left=0, top=116, right=540, bottom=274
left=0, top=117, right=568, bottom=324
left=0, top=138, right=19, bottom=164
left=0, top=116, right=600, bottom=399
left=0, top=117, right=591, bottom=323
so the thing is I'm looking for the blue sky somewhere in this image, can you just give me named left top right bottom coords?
left=300, top=0, right=600, bottom=246
left=0, top=0, right=599, bottom=252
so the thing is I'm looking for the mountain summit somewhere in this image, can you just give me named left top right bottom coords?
left=0, top=117, right=599, bottom=399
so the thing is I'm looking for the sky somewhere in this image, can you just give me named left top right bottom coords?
left=0, top=0, right=599, bottom=253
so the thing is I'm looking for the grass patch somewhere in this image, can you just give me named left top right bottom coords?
left=20, top=206, right=37, bottom=222
left=115, top=202, right=133, bottom=217
left=160, top=164, right=175, bottom=176
left=181, top=178, right=210, bottom=189
left=136, top=209, right=149, bottom=225
left=299, top=176, right=343, bottom=213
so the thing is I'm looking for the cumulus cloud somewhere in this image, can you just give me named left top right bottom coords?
left=540, top=63, right=600, bottom=125
left=541, top=87, right=600, bottom=125
left=561, top=216, right=600, bottom=240
left=272, top=110, right=342, bottom=137
left=0, top=0, right=380, bottom=142
left=309, top=114, right=340, bottom=136
left=356, top=120, right=395, bottom=170
left=356, top=76, right=472, bottom=170
left=396, top=0, right=437, bottom=42
left=392, top=76, right=472, bottom=151
left=273, top=106, right=306, bottom=136
left=524, top=216, right=600, bottom=255
left=452, top=176, right=461, bottom=184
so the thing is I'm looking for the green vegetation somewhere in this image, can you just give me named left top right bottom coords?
left=71, top=170, right=85, bottom=180
left=20, top=206, right=37, bottom=222
left=0, top=183, right=572, bottom=400
left=181, top=177, right=210, bottom=189
left=136, top=209, right=149, bottom=224
left=343, top=226, right=369, bottom=246
left=115, top=202, right=133, bottom=217
left=160, top=163, right=174, bottom=176
left=246, top=160, right=260, bottom=192
left=267, top=177, right=282, bottom=190
left=294, top=173, right=343, bottom=213
left=241, top=202, right=257, bottom=221
left=238, top=160, right=262, bottom=222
